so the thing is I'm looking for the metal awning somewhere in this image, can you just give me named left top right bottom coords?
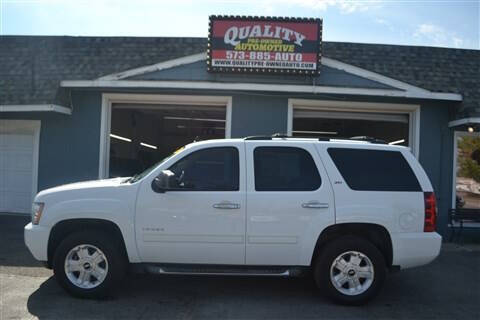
left=448, top=117, right=480, bottom=128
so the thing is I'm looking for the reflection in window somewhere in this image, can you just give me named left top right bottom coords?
left=328, top=148, right=421, bottom=192
left=254, top=147, right=321, bottom=191
left=455, top=134, right=480, bottom=209
left=168, top=147, right=239, bottom=191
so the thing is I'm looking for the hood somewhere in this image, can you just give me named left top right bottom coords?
left=35, top=177, right=128, bottom=200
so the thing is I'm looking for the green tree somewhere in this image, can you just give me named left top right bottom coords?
left=458, top=136, right=480, bottom=182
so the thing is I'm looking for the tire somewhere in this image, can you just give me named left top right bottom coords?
left=53, top=230, right=127, bottom=299
left=313, top=235, right=386, bottom=305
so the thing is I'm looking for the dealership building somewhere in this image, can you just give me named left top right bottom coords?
left=1, top=21, right=479, bottom=236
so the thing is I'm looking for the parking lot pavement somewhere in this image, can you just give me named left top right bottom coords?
left=1, top=214, right=479, bottom=320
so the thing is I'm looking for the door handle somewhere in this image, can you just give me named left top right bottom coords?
left=302, top=201, right=329, bottom=209
left=213, top=202, right=241, bottom=209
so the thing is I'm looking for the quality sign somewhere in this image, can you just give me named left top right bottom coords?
left=207, top=16, right=322, bottom=75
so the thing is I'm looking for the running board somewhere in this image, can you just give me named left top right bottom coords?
left=141, top=264, right=306, bottom=277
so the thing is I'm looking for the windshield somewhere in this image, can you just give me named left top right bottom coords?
left=126, top=146, right=185, bottom=183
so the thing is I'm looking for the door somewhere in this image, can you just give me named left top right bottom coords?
left=135, top=142, right=246, bottom=264
left=453, top=131, right=480, bottom=210
left=245, top=141, right=335, bottom=265
left=0, top=120, right=40, bottom=213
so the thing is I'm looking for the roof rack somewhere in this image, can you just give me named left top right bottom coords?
left=243, top=135, right=273, bottom=140
left=349, top=136, right=387, bottom=144
left=244, top=133, right=387, bottom=144
left=243, top=133, right=290, bottom=140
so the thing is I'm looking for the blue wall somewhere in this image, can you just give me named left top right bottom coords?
left=1, top=91, right=102, bottom=190
left=419, top=103, right=454, bottom=235
left=231, top=94, right=288, bottom=137
left=1, top=90, right=455, bottom=236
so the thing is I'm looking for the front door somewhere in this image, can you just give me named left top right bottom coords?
left=135, top=142, right=246, bottom=264
left=245, top=141, right=335, bottom=265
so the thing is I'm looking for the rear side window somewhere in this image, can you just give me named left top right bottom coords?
left=254, top=147, right=321, bottom=191
left=327, top=148, right=421, bottom=192
left=168, top=147, right=239, bottom=191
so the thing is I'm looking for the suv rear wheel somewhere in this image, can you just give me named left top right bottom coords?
left=53, top=230, right=127, bottom=299
left=314, top=235, right=386, bottom=305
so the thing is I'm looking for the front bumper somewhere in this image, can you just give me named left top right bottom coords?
left=24, top=222, right=50, bottom=262
left=391, top=232, right=442, bottom=269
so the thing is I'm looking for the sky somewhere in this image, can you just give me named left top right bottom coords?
left=1, top=0, right=479, bottom=49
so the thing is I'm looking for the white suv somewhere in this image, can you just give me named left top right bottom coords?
left=25, top=136, right=441, bottom=305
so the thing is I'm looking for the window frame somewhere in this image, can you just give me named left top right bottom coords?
left=166, top=146, right=240, bottom=192
left=452, top=131, right=480, bottom=209
left=253, top=146, right=322, bottom=192
left=287, top=99, right=420, bottom=158
left=99, top=93, right=232, bottom=179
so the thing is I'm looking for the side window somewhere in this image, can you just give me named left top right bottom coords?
left=254, top=147, right=321, bottom=191
left=327, top=148, right=421, bottom=192
left=168, top=147, right=239, bottom=191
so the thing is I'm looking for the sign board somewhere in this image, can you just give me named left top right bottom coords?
left=207, top=16, right=322, bottom=75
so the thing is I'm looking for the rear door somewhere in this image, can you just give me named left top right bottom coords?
left=245, top=141, right=335, bottom=265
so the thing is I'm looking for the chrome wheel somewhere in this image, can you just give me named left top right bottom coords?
left=330, top=251, right=374, bottom=296
left=64, top=244, right=109, bottom=289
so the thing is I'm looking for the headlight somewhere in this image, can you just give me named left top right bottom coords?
left=32, top=202, right=45, bottom=225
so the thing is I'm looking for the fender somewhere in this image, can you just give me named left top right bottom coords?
left=41, top=198, right=141, bottom=263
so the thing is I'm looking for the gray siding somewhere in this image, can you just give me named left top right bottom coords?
left=1, top=89, right=456, bottom=236
left=0, top=91, right=102, bottom=190
left=418, top=103, right=454, bottom=236
left=129, top=61, right=397, bottom=89
left=231, top=95, right=288, bottom=137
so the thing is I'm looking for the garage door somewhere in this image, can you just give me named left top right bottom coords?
left=0, top=120, right=40, bottom=214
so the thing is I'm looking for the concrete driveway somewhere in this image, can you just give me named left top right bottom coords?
left=1, top=213, right=479, bottom=320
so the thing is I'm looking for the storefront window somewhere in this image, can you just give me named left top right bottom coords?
left=109, top=103, right=226, bottom=177
left=292, top=109, right=409, bottom=146
left=454, top=132, right=480, bottom=209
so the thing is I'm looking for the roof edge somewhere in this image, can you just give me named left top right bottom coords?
left=60, top=79, right=462, bottom=101
left=322, top=57, right=430, bottom=94
left=95, top=51, right=461, bottom=100
left=97, top=52, right=207, bottom=81
left=0, top=104, right=72, bottom=115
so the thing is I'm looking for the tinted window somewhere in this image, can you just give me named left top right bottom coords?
left=254, top=147, right=321, bottom=191
left=168, top=147, right=239, bottom=191
left=327, top=148, right=421, bottom=192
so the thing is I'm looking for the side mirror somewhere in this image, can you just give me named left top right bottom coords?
left=151, top=170, right=176, bottom=193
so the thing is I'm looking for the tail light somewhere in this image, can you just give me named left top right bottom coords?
left=424, top=192, right=437, bottom=232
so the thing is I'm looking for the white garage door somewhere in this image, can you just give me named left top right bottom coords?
left=0, top=120, right=40, bottom=214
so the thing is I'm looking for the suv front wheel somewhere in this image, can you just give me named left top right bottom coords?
left=314, top=235, right=386, bottom=305
left=53, top=230, right=127, bottom=299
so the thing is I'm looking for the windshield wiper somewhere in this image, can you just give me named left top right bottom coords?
left=128, top=174, right=140, bottom=183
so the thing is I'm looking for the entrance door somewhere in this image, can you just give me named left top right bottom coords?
left=135, top=141, right=246, bottom=264
left=245, top=141, right=335, bottom=265
left=0, top=120, right=40, bottom=213
left=453, top=131, right=480, bottom=210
